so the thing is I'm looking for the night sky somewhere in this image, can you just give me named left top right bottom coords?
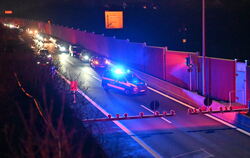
left=1, top=0, right=250, bottom=61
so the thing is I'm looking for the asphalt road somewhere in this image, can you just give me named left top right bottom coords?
left=57, top=54, right=250, bottom=158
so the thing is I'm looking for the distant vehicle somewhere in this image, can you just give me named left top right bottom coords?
left=36, top=57, right=51, bottom=66
left=79, top=52, right=91, bottom=63
left=38, top=49, right=52, bottom=59
left=69, top=44, right=82, bottom=57
left=43, top=40, right=54, bottom=49
left=56, top=41, right=69, bottom=53
left=36, top=53, right=51, bottom=66
left=101, top=67, right=147, bottom=95
left=90, top=56, right=111, bottom=68
left=57, top=44, right=69, bottom=53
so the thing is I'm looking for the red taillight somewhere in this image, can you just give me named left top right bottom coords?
left=133, top=87, right=138, bottom=91
left=94, top=60, right=99, bottom=65
left=105, top=60, right=111, bottom=65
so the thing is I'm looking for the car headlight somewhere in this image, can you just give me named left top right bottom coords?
left=59, top=46, right=66, bottom=52
left=47, top=54, right=52, bottom=58
left=105, top=59, right=111, bottom=65
left=84, top=55, right=89, bottom=60
left=37, top=61, right=40, bottom=64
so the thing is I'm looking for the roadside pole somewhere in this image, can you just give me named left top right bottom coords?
left=202, top=0, right=206, bottom=96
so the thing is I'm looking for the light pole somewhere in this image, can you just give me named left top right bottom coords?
left=202, top=0, right=206, bottom=96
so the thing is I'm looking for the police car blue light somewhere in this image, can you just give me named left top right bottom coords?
left=114, top=68, right=124, bottom=74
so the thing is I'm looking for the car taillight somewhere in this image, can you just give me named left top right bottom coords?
left=94, top=60, right=99, bottom=65
left=133, top=87, right=138, bottom=91
left=105, top=59, right=111, bottom=65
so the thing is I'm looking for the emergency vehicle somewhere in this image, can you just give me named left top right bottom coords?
left=101, top=67, right=147, bottom=95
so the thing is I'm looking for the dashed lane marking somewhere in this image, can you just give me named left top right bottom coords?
left=172, top=148, right=214, bottom=158
left=91, top=75, right=101, bottom=81
left=140, top=105, right=172, bottom=123
left=147, top=87, right=194, bottom=109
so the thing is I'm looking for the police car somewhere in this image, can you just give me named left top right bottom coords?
left=101, top=67, right=147, bottom=95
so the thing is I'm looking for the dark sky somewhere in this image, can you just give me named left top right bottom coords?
left=2, top=0, right=248, bottom=10
left=1, top=0, right=250, bottom=60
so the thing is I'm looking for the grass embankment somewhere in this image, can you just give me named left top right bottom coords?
left=0, top=24, right=107, bottom=158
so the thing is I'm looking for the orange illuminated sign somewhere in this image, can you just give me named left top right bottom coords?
left=105, top=11, right=123, bottom=29
left=4, top=10, right=13, bottom=14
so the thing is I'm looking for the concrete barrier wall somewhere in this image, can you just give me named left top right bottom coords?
left=144, top=46, right=165, bottom=79
left=75, top=31, right=108, bottom=56
left=201, top=57, right=236, bottom=101
left=165, top=50, right=196, bottom=90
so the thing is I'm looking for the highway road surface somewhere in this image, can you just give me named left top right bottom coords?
left=56, top=53, right=250, bottom=158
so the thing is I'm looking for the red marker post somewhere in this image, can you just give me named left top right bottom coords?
left=70, top=81, right=78, bottom=103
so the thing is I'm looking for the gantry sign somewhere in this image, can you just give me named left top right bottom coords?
left=105, top=11, right=123, bottom=29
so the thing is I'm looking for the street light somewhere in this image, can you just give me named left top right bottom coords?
left=202, top=0, right=206, bottom=96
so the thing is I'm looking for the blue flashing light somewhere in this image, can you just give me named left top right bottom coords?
left=132, top=79, right=138, bottom=84
left=114, top=68, right=124, bottom=74
left=111, top=66, right=130, bottom=77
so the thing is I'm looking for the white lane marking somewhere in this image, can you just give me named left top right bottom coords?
left=172, top=148, right=213, bottom=158
left=172, top=149, right=202, bottom=158
left=78, top=89, right=162, bottom=158
left=204, top=113, right=250, bottom=136
left=148, top=87, right=194, bottom=109
left=91, top=75, right=101, bottom=81
left=140, top=105, right=172, bottom=124
left=200, top=148, right=214, bottom=158
left=58, top=72, right=162, bottom=158
left=160, top=117, right=172, bottom=124
left=148, top=86, right=250, bottom=137
left=77, top=90, right=109, bottom=116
